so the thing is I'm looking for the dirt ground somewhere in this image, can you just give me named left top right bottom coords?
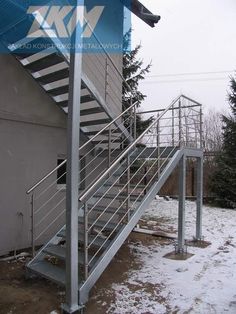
left=0, top=233, right=172, bottom=314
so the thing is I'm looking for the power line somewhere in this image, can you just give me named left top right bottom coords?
left=146, top=70, right=235, bottom=78
left=142, top=77, right=230, bottom=84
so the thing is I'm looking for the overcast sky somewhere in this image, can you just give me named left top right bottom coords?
left=132, top=0, right=236, bottom=113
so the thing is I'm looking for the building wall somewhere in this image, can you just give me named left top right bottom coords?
left=0, top=54, right=68, bottom=255
left=0, top=52, right=123, bottom=256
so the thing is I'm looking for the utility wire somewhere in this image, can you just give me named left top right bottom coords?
left=146, top=70, right=235, bottom=78
left=142, top=77, right=230, bottom=84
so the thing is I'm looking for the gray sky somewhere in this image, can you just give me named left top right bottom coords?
left=132, top=0, right=236, bottom=113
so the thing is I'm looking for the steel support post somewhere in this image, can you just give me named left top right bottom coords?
left=84, top=203, right=89, bottom=280
left=172, top=105, right=175, bottom=146
left=177, top=154, right=186, bottom=253
left=196, top=156, right=203, bottom=240
left=199, top=106, right=203, bottom=148
left=62, top=3, right=84, bottom=313
left=31, top=193, right=35, bottom=257
left=126, top=154, right=131, bottom=221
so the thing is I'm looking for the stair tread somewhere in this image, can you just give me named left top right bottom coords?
left=57, top=230, right=111, bottom=249
left=78, top=217, right=118, bottom=231
left=84, top=129, right=120, bottom=136
left=28, top=260, right=66, bottom=286
left=80, top=118, right=110, bottom=127
left=88, top=204, right=127, bottom=215
left=23, top=53, right=64, bottom=72
left=43, top=245, right=98, bottom=267
left=94, top=192, right=143, bottom=201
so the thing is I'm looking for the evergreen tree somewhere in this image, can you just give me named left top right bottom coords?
left=210, top=74, right=236, bottom=208
left=123, top=32, right=154, bottom=137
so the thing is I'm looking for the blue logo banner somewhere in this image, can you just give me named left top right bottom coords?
left=0, top=0, right=131, bottom=54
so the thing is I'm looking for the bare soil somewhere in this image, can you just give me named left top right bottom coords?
left=0, top=233, right=171, bottom=314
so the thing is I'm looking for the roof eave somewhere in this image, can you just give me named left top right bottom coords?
left=123, top=0, right=161, bottom=28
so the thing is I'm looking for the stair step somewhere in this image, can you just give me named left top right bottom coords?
left=20, top=48, right=56, bottom=66
left=43, top=245, right=98, bottom=267
left=35, top=67, right=69, bottom=84
left=88, top=204, right=127, bottom=216
left=56, top=94, right=95, bottom=107
left=58, top=230, right=111, bottom=250
left=84, top=129, right=120, bottom=136
left=80, top=107, right=104, bottom=116
left=47, top=84, right=69, bottom=96
left=32, top=62, right=68, bottom=80
left=92, top=139, right=121, bottom=145
left=23, top=53, right=63, bottom=72
left=105, top=183, right=146, bottom=189
left=94, top=193, right=143, bottom=202
left=80, top=118, right=111, bottom=127
left=28, top=260, right=66, bottom=286
left=78, top=217, right=118, bottom=231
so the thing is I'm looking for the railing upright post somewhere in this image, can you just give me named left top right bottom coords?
left=84, top=202, right=89, bottom=280
left=179, top=98, right=183, bottom=147
left=200, top=106, right=203, bottom=149
left=133, top=101, right=137, bottom=141
left=108, top=126, right=112, bottom=167
left=105, top=57, right=109, bottom=102
left=31, top=193, right=35, bottom=257
left=172, top=105, right=175, bottom=146
left=126, top=154, right=131, bottom=221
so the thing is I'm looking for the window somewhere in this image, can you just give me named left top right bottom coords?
left=57, top=157, right=86, bottom=190
left=57, top=159, right=66, bottom=185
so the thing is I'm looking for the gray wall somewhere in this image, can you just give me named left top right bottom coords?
left=0, top=54, right=68, bottom=255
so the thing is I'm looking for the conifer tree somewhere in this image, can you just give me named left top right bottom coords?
left=123, top=32, right=154, bottom=137
left=210, top=74, right=236, bottom=208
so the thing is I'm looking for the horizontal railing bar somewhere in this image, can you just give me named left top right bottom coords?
left=138, top=103, right=201, bottom=115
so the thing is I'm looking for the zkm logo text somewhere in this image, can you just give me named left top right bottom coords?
left=27, top=6, right=104, bottom=38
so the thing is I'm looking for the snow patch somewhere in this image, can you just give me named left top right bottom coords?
left=107, top=199, right=236, bottom=313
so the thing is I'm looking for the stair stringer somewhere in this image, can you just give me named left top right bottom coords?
left=79, top=148, right=186, bottom=304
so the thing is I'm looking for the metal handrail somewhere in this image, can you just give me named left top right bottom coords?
left=26, top=101, right=138, bottom=194
left=79, top=97, right=182, bottom=203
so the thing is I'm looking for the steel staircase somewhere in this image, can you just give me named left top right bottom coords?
left=25, top=95, right=203, bottom=306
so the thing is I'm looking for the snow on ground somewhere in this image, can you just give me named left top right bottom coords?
left=107, top=198, right=236, bottom=314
